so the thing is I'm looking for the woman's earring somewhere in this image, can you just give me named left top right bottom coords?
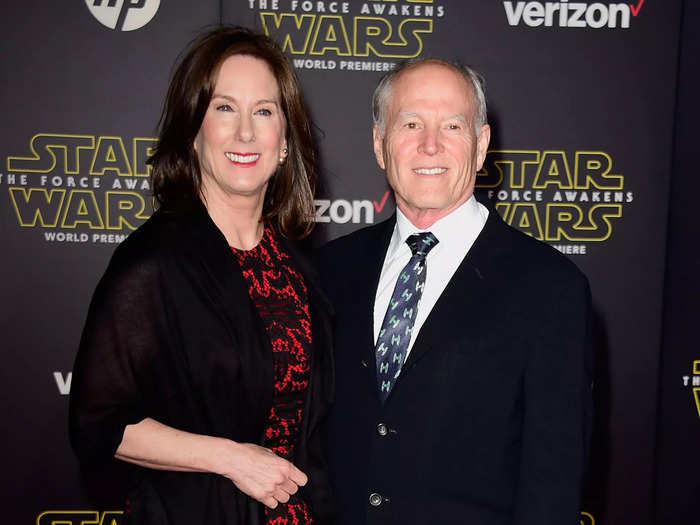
left=279, top=147, right=288, bottom=164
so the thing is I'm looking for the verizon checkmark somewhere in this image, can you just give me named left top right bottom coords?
left=630, top=0, right=644, bottom=17
left=373, top=190, right=391, bottom=213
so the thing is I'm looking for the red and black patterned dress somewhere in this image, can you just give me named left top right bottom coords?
left=231, top=224, right=314, bottom=525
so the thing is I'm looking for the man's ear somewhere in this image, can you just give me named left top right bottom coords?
left=475, top=124, right=491, bottom=171
left=373, top=125, right=386, bottom=170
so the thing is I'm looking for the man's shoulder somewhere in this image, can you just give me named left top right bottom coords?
left=488, top=215, right=589, bottom=288
left=318, top=216, right=393, bottom=262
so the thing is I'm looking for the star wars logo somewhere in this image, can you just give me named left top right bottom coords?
left=37, top=510, right=124, bottom=525
left=2, top=133, right=156, bottom=244
left=477, top=149, right=633, bottom=254
left=250, top=0, right=445, bottom=71
left=681, top=360, right=700, bottom=419
left=580, top=511, right=595, bottom=525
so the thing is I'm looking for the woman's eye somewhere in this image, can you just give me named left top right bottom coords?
left=256, top=108, right=272, bottom=117
left=216, top=104, right=233, bottom=112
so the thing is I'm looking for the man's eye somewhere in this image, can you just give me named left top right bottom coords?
left=447, top=123, right=461, bottom=130
left=405, top=122, right=417, bottom=129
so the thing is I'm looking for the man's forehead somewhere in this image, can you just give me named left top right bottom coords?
left=395, top=62, right=469, bottom=87
left=397, top=110, right=469, bottom=122
left=392, top=65, right=472, bottom=101
left=390, top=75, right=473, bottom=117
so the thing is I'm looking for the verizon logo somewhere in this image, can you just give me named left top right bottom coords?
left=503, top=1, right=645, bottom=29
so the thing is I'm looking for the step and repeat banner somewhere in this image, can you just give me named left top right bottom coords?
left=654, top=1, right=700, bottom=523
left=0, top=1, right=691, bottom=523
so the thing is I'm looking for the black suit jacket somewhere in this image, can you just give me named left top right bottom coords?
left=318, top=204, right=593, bottom=525
left=70, top=203, right=335, bottom=524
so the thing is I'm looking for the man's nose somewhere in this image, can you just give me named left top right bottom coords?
left=418, top=126, right=441, bottom=155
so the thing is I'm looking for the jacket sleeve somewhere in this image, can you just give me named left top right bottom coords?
left=69, top=242, right=169, bottom=465
left=514, top=270, right=594, bottom=524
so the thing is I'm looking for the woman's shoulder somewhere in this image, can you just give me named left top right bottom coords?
left=104, top=208, right=197, bottom=278
left=119, top=204, right=215, bottom=255
left=113, top=210, right=176, bottom=258
left=105, top=204, right=231, bottom=288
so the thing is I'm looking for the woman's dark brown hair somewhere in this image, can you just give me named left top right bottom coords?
left=148, top=26, right=316, bottom=239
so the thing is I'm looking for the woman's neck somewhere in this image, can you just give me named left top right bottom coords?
left=201, top=189, right=265, bottom=250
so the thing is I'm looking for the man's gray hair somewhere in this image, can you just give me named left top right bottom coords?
left=372, top=58, right=488, bottom=137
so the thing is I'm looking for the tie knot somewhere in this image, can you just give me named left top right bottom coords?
left=406, top=232, right=438, bottom=257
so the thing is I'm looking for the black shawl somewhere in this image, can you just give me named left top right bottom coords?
left=69, top=203, right=335, bottom=524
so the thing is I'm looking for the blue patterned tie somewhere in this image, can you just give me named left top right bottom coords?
left=375, top=232, right=438, bottom=402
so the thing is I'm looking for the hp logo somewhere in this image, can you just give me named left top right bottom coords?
left=85, top=0, right=160, bottom=31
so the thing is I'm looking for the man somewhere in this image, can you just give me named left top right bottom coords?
left=318, top=58, right=593, bottom=525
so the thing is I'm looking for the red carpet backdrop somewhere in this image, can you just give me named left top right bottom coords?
left=1, top=1, right=697, bottom=524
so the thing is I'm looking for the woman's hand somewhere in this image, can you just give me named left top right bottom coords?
left=220, top=442, right=308, bottom=509
left=116, top=419, right=307, bottom=509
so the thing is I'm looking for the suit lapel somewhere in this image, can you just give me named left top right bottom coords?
left=355, top=217, right=396, bottom=391
left=401, top=205, right=512, bottom=371
left=403, top=257, right=487, bottom=370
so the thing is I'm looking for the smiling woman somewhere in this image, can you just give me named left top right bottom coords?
left=69, top=26, right=333, bottom=525
left=149, top=26, right=317, bottom=241
left=194, top=55, right=288, bottom=247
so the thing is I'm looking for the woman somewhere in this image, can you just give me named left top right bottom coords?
left=69, top=26, right=334, bottom=524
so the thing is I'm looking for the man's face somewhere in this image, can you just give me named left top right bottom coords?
left=373, top=63, right=490, bottom=227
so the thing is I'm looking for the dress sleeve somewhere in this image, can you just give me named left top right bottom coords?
left=69, top=242, right=169, bottom=465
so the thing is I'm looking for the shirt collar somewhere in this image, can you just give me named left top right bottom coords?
left=387, top=195, right=488, bottom=260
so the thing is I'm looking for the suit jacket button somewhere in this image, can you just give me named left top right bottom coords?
left=377, top=423, right=388, bottom=436
left=369, top=492, right=383, bottom=507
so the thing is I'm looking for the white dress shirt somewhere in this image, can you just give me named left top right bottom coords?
left=373, top=196, right=489, bottom=358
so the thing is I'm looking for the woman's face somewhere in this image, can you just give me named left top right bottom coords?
left=195, top=54, right=287, bottom=208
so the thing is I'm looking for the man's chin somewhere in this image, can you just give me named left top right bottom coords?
left=400, top=194, right=463, bottom=214
left=396, top=200, right=456, bottom=227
